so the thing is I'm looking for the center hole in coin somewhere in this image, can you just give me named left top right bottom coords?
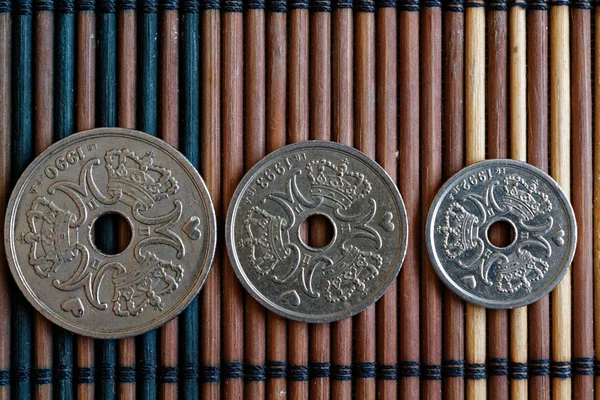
left=92, top=212, right=132, bottom=255
left=487, top=219, right=516, bottom=248
left=299, top=214, right=335, bottom=249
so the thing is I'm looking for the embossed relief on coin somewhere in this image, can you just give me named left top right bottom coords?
left=426, top=160, right=576, bottom=309
left=226, top=142, right=408, bottom=323
left=6, top=129, right=216, bottom=338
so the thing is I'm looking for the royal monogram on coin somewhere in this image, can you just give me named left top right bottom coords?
left=225, top=141, right=408, bottom=322
left=5, top=128, right=216, bottom=338
left=426, top=159, right=576, bottom=309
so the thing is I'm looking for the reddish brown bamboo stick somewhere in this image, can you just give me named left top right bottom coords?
left=442, top=0, right=465, bottom=397
left=33, top=7, right=54, bottom=399
left=200, top=8, right=222, bottom=400
left=117, top=5, right=137, bottom=397
left=287, top=4, right=310, bottom=398
left=308, top=3, right=333, bottom=399
left=421, top=0, right=443, bottom=397
left=265, top=3, right=287, bottom=399
left=354, top=4, right=377, bottom=399
left=398, top=0, right=420, bottom=397
left=594, top=3, right=600, bottom=398
left=375, top=3, right=397, bottom=398
left=330, top=2, right=353, bottom=399
left=76, top=8, right=96, bottom=399
left=485, top=1, right=509, bottom=398
left=244, top=5, right=266, bottom=399
left=570, top=0, right=594, bottom=396
left=158, top=7, right=179, bottom=398
left=244, top=6, right=267, bottom=399
left=222, top=7, right=245, bottom=399
left=0, top=9, right=10, bottom=400
left=526, top=0, right=550, bottom=397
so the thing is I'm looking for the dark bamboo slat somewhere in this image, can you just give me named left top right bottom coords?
left=0, top=2, right=11, bottom=399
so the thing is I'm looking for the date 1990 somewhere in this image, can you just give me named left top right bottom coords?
left=28, top=144, right=96, bottom=194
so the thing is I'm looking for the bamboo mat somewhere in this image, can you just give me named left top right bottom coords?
left=0, top=0, right=597, bottom=398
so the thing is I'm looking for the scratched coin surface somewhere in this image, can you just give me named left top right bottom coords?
left=5, top=128, right=216, bottom=338
left=226, top=141, right=408, bottom=322
left=426, top=159, right=576, bottom=309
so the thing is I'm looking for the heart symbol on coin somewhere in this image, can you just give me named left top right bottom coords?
left=379, top=211, right=395, bottom=232
left=61, top=298, right=85, bottom=318
left=280, top=290, right=301, bottom=307
left=552, top=229, right=565, bottom=246
left=183, top=216, right=202, bottom=240
left=460, top=275, right=477, bottom=289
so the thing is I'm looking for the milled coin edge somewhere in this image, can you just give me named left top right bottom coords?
left=425, top=158, right=577, bottom=309
left=4, top=127, right=218, bottom=338
left=225, top=140, right=408, bottom=323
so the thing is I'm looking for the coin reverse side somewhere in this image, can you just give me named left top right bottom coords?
left=5, top=128, right=216, bottom=338
left=226, top=141, right=408, bottom=323
left=426, top=159, right=576, bottom=309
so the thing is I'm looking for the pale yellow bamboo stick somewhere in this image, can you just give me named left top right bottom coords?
left=550, top=4, right=571, bottom=399
left=465, top=4, right=486, bottom=400
left=509, top=4, right=528, bottom=400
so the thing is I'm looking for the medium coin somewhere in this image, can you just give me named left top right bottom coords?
left=226, top=141, right=408, bottom=323
left=5, top=128, right=216, bottom=338
left=426, top=159, right=576, bottom=309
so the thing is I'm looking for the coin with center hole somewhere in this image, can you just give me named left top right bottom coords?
left=5, top=128, right=216, bottom=338
left=426, top=159, right=577, bottom=309
left=225, top=141, right=408, bottom=323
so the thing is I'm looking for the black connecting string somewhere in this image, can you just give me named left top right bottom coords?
left=444, top=360, right=465, bottom=378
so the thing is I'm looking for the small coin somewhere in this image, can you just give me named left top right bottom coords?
left=426, top=159, right=577, bottom=309
left=225, top=141, right=408, bottom=323
left=5, top=128, right=216, bottom=338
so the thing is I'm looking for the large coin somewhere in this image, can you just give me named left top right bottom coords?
left=226, top=141, right=408, bottom=322
left=5, top=128, right=216, bottom=338
left=426, top=159, right=576, bottom=309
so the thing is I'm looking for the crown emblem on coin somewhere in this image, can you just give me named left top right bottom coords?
left=105, top=149, right=180, bottom=208
left=439, top=202, right=479, bottom=260
left=22, top=197, right=79, bottom=278
left=501, top=176, right=552, bottom=221
left=324, top=246, right=382, bottom=303
left=306, top=158, right=372, bottom=209
left=240, top=206, right=289, bottom=276
left=113, top=252, right=184, bottom=317
left=496, top=249, right=549, bottom=294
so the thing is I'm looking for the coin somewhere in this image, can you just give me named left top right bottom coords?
left=5, top=128, right=216, bottom=338
left=225, top=141, right=408, bottom=323
left=426, top=159, right=577, bottom=309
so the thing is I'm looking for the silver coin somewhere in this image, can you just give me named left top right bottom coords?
left=225, top=141, right=408, bottom=323
left=5, top=128, right=216, bottom=338
left=426, top=159, right=576, bottom=309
